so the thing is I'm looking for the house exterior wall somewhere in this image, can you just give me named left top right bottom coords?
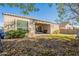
left=50, top=24, right=60, bottom=34
left=3, top=13, right=61, bottom=37
left=4, top=14, right=30, bottom=31
left=3, top=14, right=36, bottom=37
left=4, top=14, right=17, bottom=31
left=28, top=20, right=36, bottom=37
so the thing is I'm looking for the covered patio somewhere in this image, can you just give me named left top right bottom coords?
left=35, top=23, right=51, bottom=34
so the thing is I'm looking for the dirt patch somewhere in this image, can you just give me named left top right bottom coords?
left=0, top=38, right=79, bottom=56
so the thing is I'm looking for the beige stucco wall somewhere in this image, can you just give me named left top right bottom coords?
left=4, top=15, right=16, bottom=31
left=28, top=20, right=36, bottom=37
left=3, top=13, right=60, bottom=37
left=4, top=14, right=30, bottom=31
left=50, top=24, right=60, bottom=34
left=3, top=14, right=36, bottom=37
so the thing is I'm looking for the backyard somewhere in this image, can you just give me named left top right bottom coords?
left=0, top=34, right=79, bottom=56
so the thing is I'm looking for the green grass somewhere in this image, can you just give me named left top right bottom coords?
left=48, top=34, right=76, bottom=41
left=35, top=34, right=76, bottom=41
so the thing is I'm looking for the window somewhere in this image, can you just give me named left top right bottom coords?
left=17, top=20, right=28, bottom=30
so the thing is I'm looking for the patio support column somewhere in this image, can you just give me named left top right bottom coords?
left=28, top=20, right=35, bottom=38
left=50, top=24, right=53, bottom=34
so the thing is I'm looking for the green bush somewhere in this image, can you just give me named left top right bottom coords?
left=5, top=28, right=29, bottom=39
left=53, top=30, right=60, bottom=34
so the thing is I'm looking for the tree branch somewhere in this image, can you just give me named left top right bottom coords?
left=68, top=4, right=79, bottom=16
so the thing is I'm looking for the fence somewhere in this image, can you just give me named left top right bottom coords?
left=60, top=29, right=79, bottom=34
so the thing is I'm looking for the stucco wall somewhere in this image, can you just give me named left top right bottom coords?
left=3, top=13, right=60, bottom=37
left=3, top=14, right=36, bottom=37
left=28, top=20, right=36, bottom=37
left=4, top=14, right=30, bottom=31
left=50, top=24, right=60, bottom=34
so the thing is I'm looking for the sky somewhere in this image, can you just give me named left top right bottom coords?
left=0, top=3, right=58, bottom=27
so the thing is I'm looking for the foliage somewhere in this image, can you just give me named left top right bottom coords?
left=56, top=3, right=79, bottom=23
left=5, top=28, right=29, bottom=39
left=57, top=4, right=65, bottom=20
left=53, top=30, right=60, bottom=34
left=0, top=3, right=79, bottom=23
left=0, top=3, right=39, bottom=15
left=76, top=18, right=79, bottom=22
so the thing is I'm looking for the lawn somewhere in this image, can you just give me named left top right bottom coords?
left=35, top=34, right=76, bottom=41
left=48, top=34, right=76, bottom=40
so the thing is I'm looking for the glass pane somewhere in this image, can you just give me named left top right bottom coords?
left=17, top=20, right=28, bottom=30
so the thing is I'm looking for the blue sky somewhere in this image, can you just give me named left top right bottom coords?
left=0, top=3, right=59, bottom=26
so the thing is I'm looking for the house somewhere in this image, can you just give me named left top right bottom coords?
left=4, top=13, right=77, bottom=37
left=3, top=13, right=59, bottom=37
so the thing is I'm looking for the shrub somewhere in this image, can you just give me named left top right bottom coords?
left=5, top=28, right=29, bottom=39
left=53, top=30, right=60, bottom=34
